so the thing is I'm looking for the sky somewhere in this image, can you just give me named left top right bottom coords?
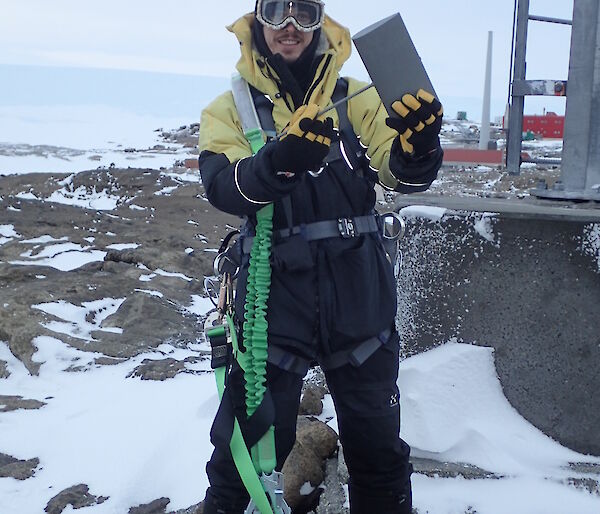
left=1, top=0, right=575, bottom=119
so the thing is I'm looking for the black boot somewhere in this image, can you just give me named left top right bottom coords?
left=201, top=490, right=249, bottom=514
left=349, top=483, right=412, bottom=514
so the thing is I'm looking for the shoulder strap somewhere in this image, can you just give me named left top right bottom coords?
left=247, top=84, right=292, bottom=228
left=249, top=85, right=277, bottom=141
left=333, top=78, right=371, bottom=179
left=230, top=74, right=268, bottom=154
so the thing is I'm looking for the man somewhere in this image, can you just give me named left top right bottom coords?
left=198, top=1, right=443, bottom=512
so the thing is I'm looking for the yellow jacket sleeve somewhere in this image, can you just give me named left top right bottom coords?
left=198, top=91, right=253, bottom=164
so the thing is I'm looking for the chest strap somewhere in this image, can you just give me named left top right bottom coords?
left=242, top=214, right=380, bottom=254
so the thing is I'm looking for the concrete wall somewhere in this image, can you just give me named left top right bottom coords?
left=393, top=196, right=600, bottom=455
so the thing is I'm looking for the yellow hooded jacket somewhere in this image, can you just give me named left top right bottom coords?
left=196, top=12, right=441, bottom=358
left=199, top=13, right=426, bottom=191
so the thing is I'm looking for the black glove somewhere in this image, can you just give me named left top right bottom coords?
left=385, top=89, right=443, bottom=159
left=270, top=104, right=336, bottom=175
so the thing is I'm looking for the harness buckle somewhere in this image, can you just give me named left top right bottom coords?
left=205, top=320, right=231, bottom=370
left=244, top=471, right=291, bottom=514
left=337, top=217, right=356, bottom=238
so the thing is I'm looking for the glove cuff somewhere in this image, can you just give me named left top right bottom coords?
left=392, top=135, right=441, bottom=162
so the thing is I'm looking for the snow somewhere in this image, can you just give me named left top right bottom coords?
left=33, top=298, right=126, bottom=341
left=580, top=223, right=600, bottom=273
left=153, top=269, right=194, bottom=282
left=400, top=205, right=448, bottom=222
left=0, top=104, right=193, bottom=176
left=154, top=185, right=179, bottom=196
left=106, top=243, right=140, bottom=250
left=400, top=343, right=593, bottom=472
left=3, top=331, right=599, bottom=513
left=0, top=336, right=216, bottom=513
left=472, top=214, right=497, bottom=243
left=20, top=235, right=69, bottom=244
left=15, top=192, right=39, bottom=200
left=134, top=289, right=164, bottom=298
left=0, top=224, right=20, bottom=238
left=0, top=224, right=21, bottom=245
left=413, top=474, right=600, bottom=514
left=185, top=295, right=215, bottom=316
left=46, top=185, right=121, bottom=211
left=12, top=236, right=117, bottom=271
left=20, top=242, right=90, bottom=259
left=10, top=249, right=107, bottom=271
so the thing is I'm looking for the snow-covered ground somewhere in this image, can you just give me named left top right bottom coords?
left=2, top=326, right=600, bottom=513
left=0, top=103, right=192, bottom=175
left=0, top=65, right=229, bottom=175
left=2, top=64, right=598, bottom=514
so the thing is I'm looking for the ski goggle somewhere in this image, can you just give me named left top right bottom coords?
left=256, top=0, right=325, bottom=32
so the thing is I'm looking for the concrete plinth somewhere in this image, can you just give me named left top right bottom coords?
left=394, top=194, right=600, bottom=455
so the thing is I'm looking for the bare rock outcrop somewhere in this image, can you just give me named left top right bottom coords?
left=44, top=484, right=108, bottom=514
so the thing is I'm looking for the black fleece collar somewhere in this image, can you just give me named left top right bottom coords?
left=252, top=19, right=322, bottom=108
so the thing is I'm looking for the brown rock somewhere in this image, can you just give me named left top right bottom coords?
left=0, top=453, right=40, bottom=480
left=0, top=360, right=9, bottom=379
left=282, top=440, right=324, bottom=510
left=44, top=484, right=108, bottom=514
left=299, top=384, right=324, bottom=416
left=129, top=497, right=170, bottom=514
left=296, top=418, right=338, bottom=460
left=282, top=418, right=339, bottom=510
left=0, top=395, right=46, bottom=412
left=127, top=358, right=186, bottom=381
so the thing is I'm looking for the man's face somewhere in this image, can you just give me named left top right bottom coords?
left=263, top=23, right=314, bottom=63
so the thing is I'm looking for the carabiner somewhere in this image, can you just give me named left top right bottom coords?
left=244, top=471, right=291, bottom=514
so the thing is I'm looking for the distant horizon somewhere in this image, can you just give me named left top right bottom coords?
left=2, top=63, right=566, bottom=125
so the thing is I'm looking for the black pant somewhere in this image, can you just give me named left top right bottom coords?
left=203, top=341, right=412, bottom=514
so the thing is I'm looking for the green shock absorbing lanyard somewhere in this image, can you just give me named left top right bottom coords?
left=206, top=124, right=281, bottom=514
left=240, top=128, right=276, bottom=475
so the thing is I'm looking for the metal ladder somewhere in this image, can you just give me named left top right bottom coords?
left=506, top=0, right=600, bottom=202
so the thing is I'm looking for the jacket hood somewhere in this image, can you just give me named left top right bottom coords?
left=226, top=12, right=352, bottom=104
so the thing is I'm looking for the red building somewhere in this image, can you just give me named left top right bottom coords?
left=522, top=112, right=565, bottom=139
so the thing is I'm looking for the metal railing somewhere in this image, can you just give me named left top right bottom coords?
left=506, top=0, right=600, bottom=201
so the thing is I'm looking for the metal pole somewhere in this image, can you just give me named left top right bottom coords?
left=479, top=31, right=493, bottom=150
left=506, top=0, right=530, bottom=174
left=528, top=14, right=572, bottom=26
left=560, top=0, right=600, bottom=195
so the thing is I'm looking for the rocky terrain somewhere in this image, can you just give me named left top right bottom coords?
left=1, top=121, right=587, bottom=514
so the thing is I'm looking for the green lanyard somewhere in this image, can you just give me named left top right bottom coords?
left=207, top=124, right=278, bottom=513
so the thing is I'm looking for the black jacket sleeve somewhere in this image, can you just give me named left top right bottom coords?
left=388, top=138, right=444, bottom=194
left=199, top=141, right=299, bottom=217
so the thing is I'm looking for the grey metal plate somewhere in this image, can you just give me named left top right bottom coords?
left=353, top=13, right=437, bottom=118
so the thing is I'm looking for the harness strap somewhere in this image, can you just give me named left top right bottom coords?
left=267, top=345, right=313, bottom=375
left=333, top=78, right=370, bottom=178
left=206, top=320, right=275, bottom=514
left=242, top=214, right=380, bottom=254
left=250, top=85, right=277, bottom=141
left=319, top=329, right=397, bottom=370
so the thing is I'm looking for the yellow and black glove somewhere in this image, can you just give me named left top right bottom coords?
left=385, top=89, right=443, bottom=159
left=271, top=104, right=336, bottom=175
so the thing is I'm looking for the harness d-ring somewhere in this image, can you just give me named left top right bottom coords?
left=381, top=211, right=406, bottom=241
left=308, top=165, right=326, bottom=178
